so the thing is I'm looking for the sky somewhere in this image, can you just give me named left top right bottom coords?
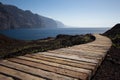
left=0, top=0, right=120, bottom=28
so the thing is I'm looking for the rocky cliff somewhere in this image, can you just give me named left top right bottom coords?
left=0, top=2, right=63, bottom=29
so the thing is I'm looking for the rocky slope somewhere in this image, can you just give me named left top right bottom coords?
left=0, top=2, right=63, bottom=29
left=104, top=23, right=120, bottom=48
left=104, top=23, right=120, bottom=37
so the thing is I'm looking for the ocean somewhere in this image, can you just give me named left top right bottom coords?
left=0, top=28, right=109, bottom=40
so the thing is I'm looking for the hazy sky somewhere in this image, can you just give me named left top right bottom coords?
left=0, top=0, right=120, bottom=28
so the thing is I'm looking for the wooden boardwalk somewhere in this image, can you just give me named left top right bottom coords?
left=0, top=34, right=112, bottom=80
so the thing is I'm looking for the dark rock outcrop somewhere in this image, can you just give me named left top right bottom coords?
left=0, top=2, right=63, bottom=29
left=103, top=23, right=120, bottom=47
left=104, top=24, right=120, bottom=37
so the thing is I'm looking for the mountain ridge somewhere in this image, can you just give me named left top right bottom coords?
left=0, top=2, right=64, bottom=29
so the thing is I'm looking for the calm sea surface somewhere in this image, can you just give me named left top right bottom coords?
left=0, top=28, right=109, bottom=40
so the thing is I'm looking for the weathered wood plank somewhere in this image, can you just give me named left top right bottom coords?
left=0, top=65, right=45, bottom=80
left=17, top=56, right=92, bottom=74
left=65, top=48, right=105, bottom=55
left=71, top=46, right=106, bottom=53
left=0, top=60, right=77, bottom=80
left=34, top=53, right=96, bottom=66
left=48, top=49, right=102, bottom=60
left=26, top=54, right=95, bottom=70
left=40, top=52, right=99, bottom=64
left=0, top=74, right=14, bottom=80
left=8, top=58, right=87, bottom=79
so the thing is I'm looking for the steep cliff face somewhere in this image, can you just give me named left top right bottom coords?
left=0, top=2, right=61, bottom=29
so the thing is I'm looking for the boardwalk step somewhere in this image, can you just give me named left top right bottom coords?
left=26, top=54, right=96, bottom=70
left=48, top=49, right=102, bottom=59
left=17, top=56, right=91, bottom=74
left=8, top=58, right=87, bottom=79
left=40, top=52, right=99, bottom=64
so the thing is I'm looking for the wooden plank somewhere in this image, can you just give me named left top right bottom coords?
left=82, top=45, right=110, bottom=50
left=53, top=48, right=105, bottom=62
left=0, top=74, right=14, bottom=80
left=48, top=49, right=102, bottom=60
left=87, top=43, right=110, bottom=47
left=65, top=48, right=105, bottom=55
left=17, top=56, right=92, bottom=74
left=76, top=44, right=108, bottom=50
left=72, top=45, right=106, bottom=52
left=8, top=58, right=88, bottom=79
left=26, top=54, right=95, bottom=70
left=31, top=52, right=96, bottom=66
left=32, top=53, right=97, bottom=66
left=0, top=65, right=45, bottom=80
left=0, top=60, right=77, bottom=80
left=40, top=52, right=99, bottom=64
